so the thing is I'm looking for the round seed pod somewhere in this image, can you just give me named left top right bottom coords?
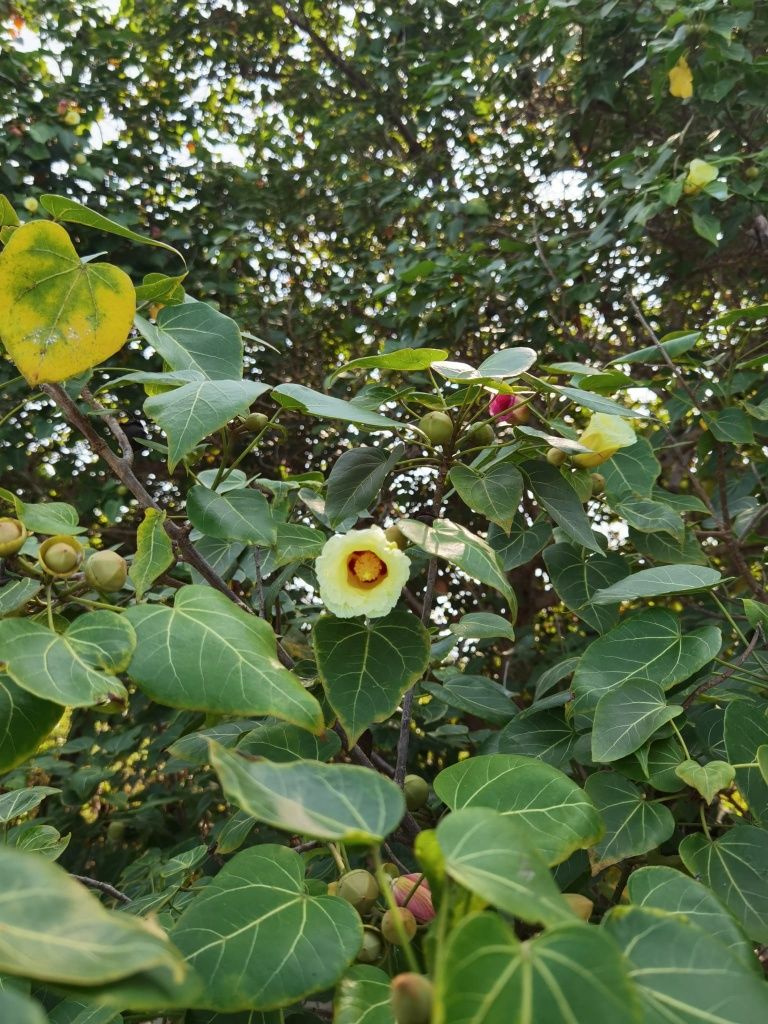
left=546, top=447, right=567, bottom=467
left=418, top=411, right=453, bottom=446
left=336, top=869, right=380, bottom=915
left=404, top=774, right=430, bottom=811
left=391, top=973, right=434, bottom=1024
left=356, top=925, right=385, bottom=964
left=39, top=535, right=84, bottom=578
left=381, top=907, right=417, bottom=945
left=0, top=518, right=28, bottom=557
left=84, top=550, right=128, bottom=592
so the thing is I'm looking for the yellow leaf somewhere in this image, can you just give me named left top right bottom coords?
left=0, top=221, right=135, bottom=384
left=668, top=56, right=693, bottom=99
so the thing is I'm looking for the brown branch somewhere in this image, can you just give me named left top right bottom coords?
left=683, top=627, right=763, bottom=708
left=41, top=384, right=253, bottom=613
left=81, top=386, right=134, bottom=465
left=71, top=874, right=131, bottom=904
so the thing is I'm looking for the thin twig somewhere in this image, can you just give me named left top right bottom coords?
left=71, top=874, right=131, bottom=904
left=81, top=386, right=134, bottom=465
left=683, top=627, right=763, bottom=708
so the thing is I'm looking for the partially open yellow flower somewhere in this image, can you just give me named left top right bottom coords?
left=315, top=525, right=411, bottom=619
left=683, top=159, right=718, bottom=195
left=668, top=56, right=693, bottom=99
left=572, top=414, right=637, bottom=468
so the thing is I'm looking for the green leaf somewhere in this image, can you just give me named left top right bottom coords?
left=10, top=823, right=69, bottom=861
left=584, top=772, right=675, bottom=871
left=709, top=407, right=755, bottom=444
left=0, top=579, right=41, bottom=617
left=17, top=499, right=85, bottom=535
left=210, top=744, right=405, bottom=844
left=592, top=679, right=683, bottom=762
left=144, top=379, right=269, bottom=470
left=724, top=700, right=768, bottom=825
left=187, top=485, right=275, bottom=545
left=521, top=461, right=603, bottom=553
left=449, top=612, right=515, bottom=642
left=488, top=513, right=551, bottom=570
left=0, top=989, right=47, bottom=1024
left=602, top=438, right=660, bottom=498
left=449, top=461, right=523, bottom=532
left=489, top=711, right=577, bottom=769
left=744, top=599, right=768, bottom=632
left=129, top=508, right=174, bottom=600
left=65, top=611, right=137, bottom=673
left=268, top=523, right=325, bottom=568
left=628, top=525, right=708, bottom=566
left=675, top=759, right=735, bottom=803
left=0, top=675, right=61, bottom=773
left=435, top=913, right=640, bottom=1024
left=237, top=720, right=341, bottom=763
left=592, top=564, right=721, bottom=605
left=0, top=617, right=129, bottom=707
left=137, top=300, right=242, bottom=380
left=271, top=384, right=398, bottom=429
left=433, top=347, right=537, bottom=382
left=424, top=676, right=517, bottom=726
left=125, top=585, right=323, bottom=731
left=572, top=609, right=721, bottom=714
left=0, top=845, right=188, bottom=989
left=612, top=496, right=685, bottom=540
left=398, top=518, right=515, bottom=607
left=433, top=753, right=603, bottom=865
left=543, top=542, right=629, bottom=633
left=0, top=786, right=60, bottom=823
left=171, top=845, right=361, bottom=1012
left=680, top=824, right=768, bottom=943
left=692, top=210, right=721, bottom=245
left=330, top=347, right=448, bottom=382
left=40, top=194, right=183, bottom=260
left=627, top=865, right=757, bottom=969
left=166, top=720, right=260, bottom=767
left=436, top=807, right=574, bottom=926
left=334, top=965, right=393, bottom=1024
left=325, top=445, right=403, bottom=528
left=551, top=385, right=644, bottom=418
left=0, top=194, right=20, bottom=228
left=314, top=610, right=429, bottom=743
left=609, top=330, right=701, bottom=366
left=605, top=905, right=768, bottom=1022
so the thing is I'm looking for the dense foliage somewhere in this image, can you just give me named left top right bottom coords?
left=1, top=1, right=768, bottom=1022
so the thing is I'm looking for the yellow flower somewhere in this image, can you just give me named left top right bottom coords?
left=315, top=525, right=411, bottom=619
left=668, top=56, right=693, bottom=99
left=573, top=413, right=637, bottom=468
left=683, top=158, right=718, bottom=195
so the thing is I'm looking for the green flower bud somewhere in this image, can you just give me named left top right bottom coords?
left=546, top=447, right=567, bottom=467
left=418, top=411, right=453, bottom=446
left=39, top=535, right=84, bottom=577
left=73, top=152, right=88, bottom=166
left=23, top=197, right=39, bottom=214
left=461, top=422, right=494, bottom=448
left=356, top=925, right=385, bottom=964
left=391, top=973, right=434, bottom=1024
left=85, top=550, right=128, bottom=592
left=0, top=517, right=28, bottom=557
left=381, top=907, right=417, bottom=945
left=241, top=412, right=269, bottom=432
left=336, top=869, right=380, bottom=915
left=404, top=774, right=430, bottom=811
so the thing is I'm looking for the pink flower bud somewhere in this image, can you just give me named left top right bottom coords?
left=488, top=392, right=528, bottom=424
left=391, top=873, right=435, bottom=923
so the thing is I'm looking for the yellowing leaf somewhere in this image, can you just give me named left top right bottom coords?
left=0, top=221, right=135, bottom=384
left=668, top=56, right=693, bottom=99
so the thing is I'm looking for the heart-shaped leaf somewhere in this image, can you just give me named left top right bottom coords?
left=449, top=461, right=523, bottom=532
left=585, top=772, right=675, bottom=872
left=171, top=845, right=362, bottom=1012
left=675, top=759, right=735, bottom=803
left=334, top=965, right=394, bottom=1024
left=0, top=675, right=61, bottom=773
left=314, top=609, right=430, bottom=743
left=210, top=743, right=405, bottom=844
left=0, top=221, right=135, bottom=383
left=125, top=585, right=323, bottom=732
left=433, top=754, right=603, bottom=865
left=592, top=679, right=683, bottom=762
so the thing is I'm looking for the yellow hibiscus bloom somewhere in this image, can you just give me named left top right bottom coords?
left=573, top=413, right=637, bottom=468
left=683, top=158, right=718, bottom=195
left=668, top=56, right=693, bottom=99
left=315, top=525, right=411, bottom=619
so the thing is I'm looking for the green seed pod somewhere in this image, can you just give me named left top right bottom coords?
left=391, top=973, right=434, bottom=1024
left=546, top=447, right=567, bottom=467
left=241, top=412, right=269, bottom=432
left=356, top=925, right=385, bottom=964
left=85, top=550, right=128, bottom=592
left=23, top=196, right=39, bottom=214
left=461, top=422, right=494, bottom=448
left=381, top=907, right=417, bottom=945
left=337, top=869, right=380, bottom=915
left=39, top=535, right=84, bottom=577
left=404, top=774, right=430, bottom=811
left=418, top=411, right=453, bottom=446
left=590, top=472, right=606, bottom=496
left=0, top=517, right=28, bottom=557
